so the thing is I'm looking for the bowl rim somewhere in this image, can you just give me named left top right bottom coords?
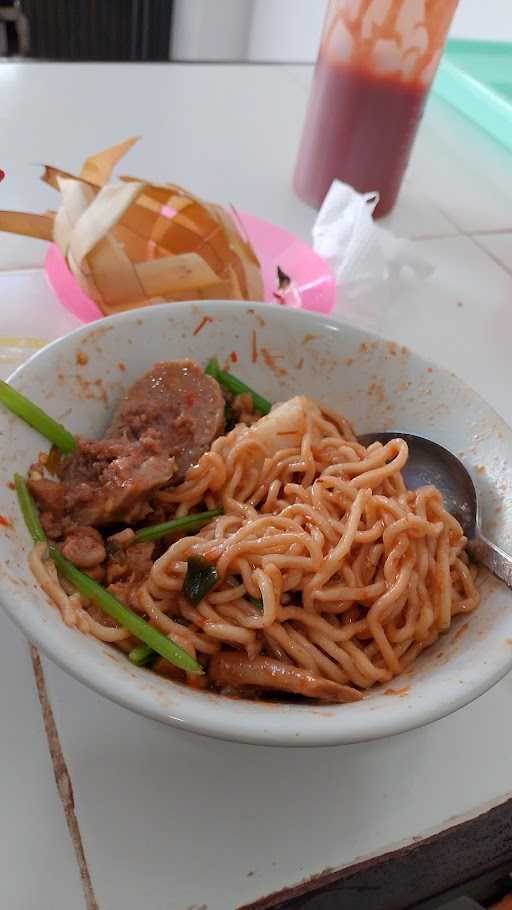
left=2, top=299, right=512, bottom=747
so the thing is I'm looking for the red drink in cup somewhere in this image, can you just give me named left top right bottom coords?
left=294, top=0, right=458, bottom=217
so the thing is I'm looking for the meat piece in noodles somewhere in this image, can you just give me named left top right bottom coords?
left=106, top=540, right=155, bottom=585
left=69, top=438, right=174, bottom=526
left=29, top=359, right=225, bottom=531
left=108, top=360, right=225, bottom=481
left=30, top=437, right=175, bottom=530
left=61, top=526, right=106, bottom=568
left=209, top=653, right=362, bottom=702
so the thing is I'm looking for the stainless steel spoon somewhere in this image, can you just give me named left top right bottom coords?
left=359, top=432, right=512, bottom=588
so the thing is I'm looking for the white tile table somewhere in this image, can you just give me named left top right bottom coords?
left=1, top=62, right=512, bottom=910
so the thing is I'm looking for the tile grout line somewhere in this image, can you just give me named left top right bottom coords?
left=410, top=232, right=460, bottom=241
left=469, top=234, right=512, bottom=279
left=432, top=196, right=512, bottom=275
left=30, top=646, right=100, bottom=910
left=431, top=200, right=464, bottom=235
left=424, top=200, right=512, bottom=240
left=468, top=228, right=512, bottom=237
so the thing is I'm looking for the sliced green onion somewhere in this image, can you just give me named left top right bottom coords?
left=128, top=644, right=155, bottom=667
left=0, top=380, right=76, bottom=453
left=133, top=508, right=222, bottom=544
left=182, top=556, right=219, bottom=605
left=14, top=473, right=47, bottom=543
left=204, top=357, right=221, bottom=380
left=247, top=595, right=263, bottom=611
left=205, top=357, right=271, bottom=415
left=50, top=548, right=203, bottom=674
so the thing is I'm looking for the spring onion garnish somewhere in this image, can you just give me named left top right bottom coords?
left=247, top=594, right=263, bottom=611
left=128, top=644, right=155, bottom=667
left=205, top=357, right=271, bottom=416
left=133, top=508, right=222, bottom=544
left=0, top=380, right=76, bottom=453
left=50, top=548, right=202, bottom=674
left=14, top=473, right=46, bottom=543
left=183, top=556, right=219, bottom=605
left=14, top=475, right=202, bottom=674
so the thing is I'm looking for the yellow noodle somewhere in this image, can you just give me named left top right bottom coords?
left=29, top=396, right=480, bottom=702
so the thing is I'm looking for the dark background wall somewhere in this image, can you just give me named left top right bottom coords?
left=3, top=0, right=174, bottom=60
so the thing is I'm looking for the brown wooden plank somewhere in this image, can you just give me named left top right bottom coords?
left=238, top=796, right=512, bottom=910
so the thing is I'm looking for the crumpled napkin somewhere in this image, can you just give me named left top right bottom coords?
left=312, top=180, right=433, bottom=298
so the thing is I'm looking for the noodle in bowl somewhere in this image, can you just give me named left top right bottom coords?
left=1, top=301, right=512, bottom=745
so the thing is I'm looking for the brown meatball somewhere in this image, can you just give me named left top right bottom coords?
left=108, top=360, right=225, bottom=480
left=29, top=360, right=224, bottom=531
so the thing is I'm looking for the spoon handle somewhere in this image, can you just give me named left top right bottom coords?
left=469, top=530, right=512, bottom=588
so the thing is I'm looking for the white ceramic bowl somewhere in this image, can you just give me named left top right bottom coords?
left=1, top=301, right=511, bottom=747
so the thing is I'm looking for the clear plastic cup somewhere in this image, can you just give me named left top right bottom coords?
left=294, top=0, right=458, bottom=217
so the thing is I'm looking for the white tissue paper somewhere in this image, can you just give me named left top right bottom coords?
left=312, top=180, right=433, bottom=299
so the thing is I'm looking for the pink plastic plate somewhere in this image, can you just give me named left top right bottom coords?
left=44, top=211, right=335, bottom=324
